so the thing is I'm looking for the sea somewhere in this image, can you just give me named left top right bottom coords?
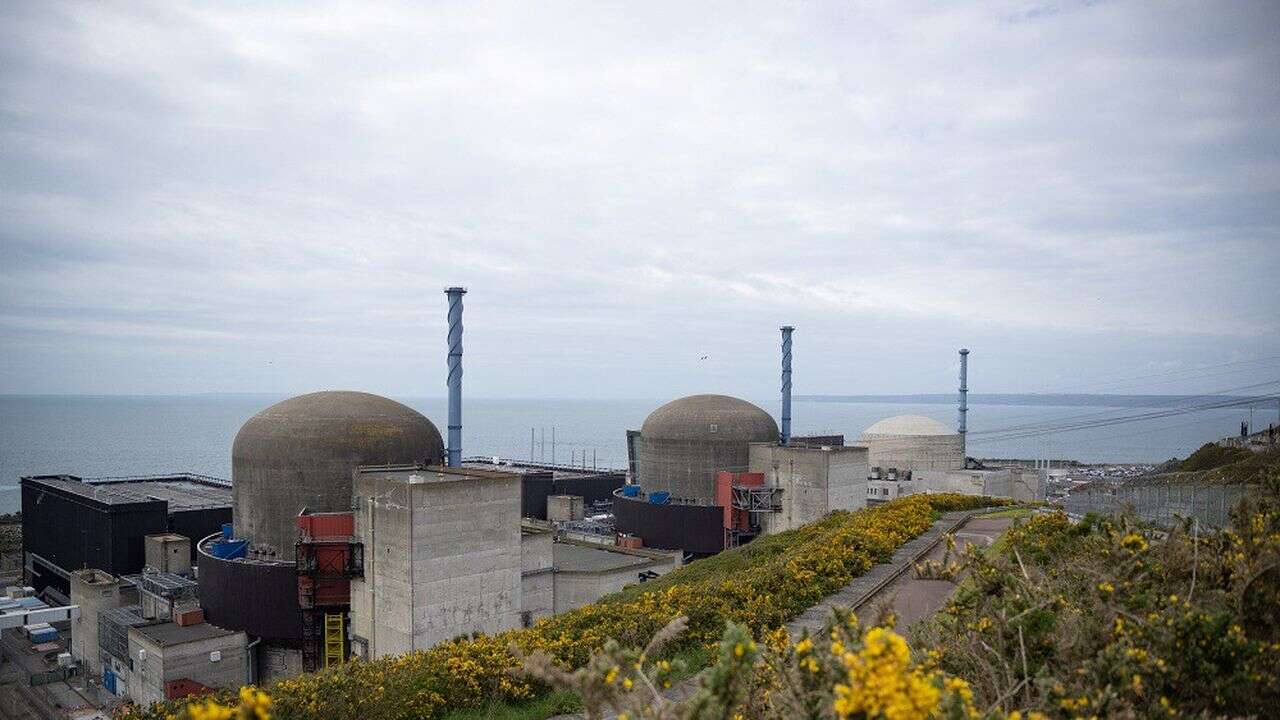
left=0, top=394, right=1268, bottom=514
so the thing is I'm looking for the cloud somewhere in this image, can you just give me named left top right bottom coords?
left=1, top=0, right=1277, bottom=396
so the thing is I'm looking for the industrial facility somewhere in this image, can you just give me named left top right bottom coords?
left=10, top=289, right=1044, bottom=716
left=19, top=473, right=231, bottom=599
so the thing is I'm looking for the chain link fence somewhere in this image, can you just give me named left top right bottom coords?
left=1063, top=481, right=1253, bottom=529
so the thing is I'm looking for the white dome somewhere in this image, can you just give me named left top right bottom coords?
left=859, top=415, right=955, bottom=438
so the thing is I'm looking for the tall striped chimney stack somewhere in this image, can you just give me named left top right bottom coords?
left=445, top=287, right=467, bottom=467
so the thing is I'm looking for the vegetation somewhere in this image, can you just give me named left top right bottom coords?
left=1178, top=442, right=1254, bottom=472
left=911, top=469, right=1280, bottom=717
left=124, top=494, right=1003, bottom=720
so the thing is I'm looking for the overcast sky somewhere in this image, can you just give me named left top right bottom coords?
left=1, top=1, right=1278, bottom=400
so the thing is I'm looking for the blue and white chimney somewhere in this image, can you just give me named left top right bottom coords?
left=445, top=287, right=467, bottom=467
left=780, top=326, right=794, bottom=445
left=958, top=348, right=969, bottom=435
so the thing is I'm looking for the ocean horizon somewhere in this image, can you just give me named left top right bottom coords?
left=2, top=392, right=1270, bottom=513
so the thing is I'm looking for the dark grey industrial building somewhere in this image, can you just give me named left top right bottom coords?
left=20, top=474, right=231, bottom=596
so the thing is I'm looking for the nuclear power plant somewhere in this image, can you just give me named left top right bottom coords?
left=13, top=292, right=1043, bottom=711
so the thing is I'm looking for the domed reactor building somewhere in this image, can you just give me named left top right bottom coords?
left=615, top=394, right=778, bottom=556
left=198, top=391, right=444, bottom=679
left=856, top=415, right=966, bottom=473
left=636, top=394, right=779, bottom=502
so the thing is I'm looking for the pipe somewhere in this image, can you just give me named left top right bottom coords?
left=780, top=326, right=794, bottom=445
left=958, top=348, right=969, bottom=435
left=445, top=287, right=466, bottom=467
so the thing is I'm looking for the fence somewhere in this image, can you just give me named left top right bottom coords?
left=1063, top=481, right=1253, bottom=529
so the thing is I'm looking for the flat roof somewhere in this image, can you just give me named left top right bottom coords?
left=356, top=464, right=521, bottom=486
left=461, top=459, right=624, bottom=480
left=553, top=542, right=665, bottom=574
left=132, top=620, right=239, bottom=647
left=21, top=474, right=231, bottom=511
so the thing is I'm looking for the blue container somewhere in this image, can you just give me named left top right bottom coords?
left=103, top=668, right=117, bottom=694
left=221, top=523, right=234, bottom=541
left=210, top=538, right=248, bottom=559
left=649, top=491, right=670, bottom=505
left=15, top=597, right=45, bottom=609
left=621, top=485, right=641, bottom=498
left=31, top=629, right=58, bottom=643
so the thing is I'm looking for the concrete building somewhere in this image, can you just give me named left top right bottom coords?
left=126, top=621, right=247, bottom=706
left=547, top=495, right=585, bottom=522
left=856, top=415, right=966, bottom=473
left=69, top=569, right=121, bottom=677
left=145, top=534, right=192, bottom=575
left=633, top=394, right=779, bottom=503
left=748, top=442, right=870, bottom=533
left=866, top=467, right=1045, bottom=506
left=349, top=465, right=523, bottom=660
left=551, top=541, right=680, bottom=613
left=520, top=522, right=554, bottom=626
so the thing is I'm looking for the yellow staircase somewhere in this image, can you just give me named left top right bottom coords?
left=323, top=613, right=345, bottom=667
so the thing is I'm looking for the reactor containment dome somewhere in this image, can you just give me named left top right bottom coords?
left=857, top=414, right=964, bottom=473
left=232, top=391, right=445, bottom=555
left=635, top=394, right=778, bottom=502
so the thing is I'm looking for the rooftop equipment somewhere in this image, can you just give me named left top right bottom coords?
left=445, top=286, right=467, bottom=467
left=780, top=326, right=794, bottom=445
left=958, top=348, right=969, bottom=435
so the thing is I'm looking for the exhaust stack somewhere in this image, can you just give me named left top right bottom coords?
left=445, top=287, right=467, bottom=467
left=958, top=348, right=969, bottom=435
left=780, top=326, right=794, bottom=445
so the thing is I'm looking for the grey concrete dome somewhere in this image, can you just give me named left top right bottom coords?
left=636, top=394, right=778, bottom=502
left=857, top=414, right=964, bottom=473
left=232, top=391, right=444, bottom=556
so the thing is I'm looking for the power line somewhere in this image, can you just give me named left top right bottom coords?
left=968, top=379, right=1280, bottom=438
left=971, top=387, right=1280, bottom=443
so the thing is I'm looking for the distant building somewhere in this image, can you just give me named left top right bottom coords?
left=855, top=415, right=966, bottom=473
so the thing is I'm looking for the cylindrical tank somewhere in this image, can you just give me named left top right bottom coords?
left=232, top=391, right=444, bottom=555
left=636, top=394, right=778, bottom=502
left=856, top=415, right=965, bottom=473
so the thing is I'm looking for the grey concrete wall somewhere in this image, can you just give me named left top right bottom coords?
left=350, top=474, right=411, bottom=657
left=258, top=643, right=303, bottom=683
left=914, top=469, right=989, bottom=496
left=144, top=535, right=191, bottom=575
left=862, top=434, right=965, bottom=473
left=750, top=445, right=868, bottom=534
left=70, top=569, right=119, bottom=677
left=637, top=437, right=756, bottom=502
left=546, top=495, right=584, bottom=522
left=351, top=471, right=522, bottom=659
left=1008, top=468, right=1045, bottom=502
left=126, top=630, right=247, bottom=706
left=553, top=557, right=678, bottom=614
left=520, top=531, right=554, bottom=624
left=825, top=447, right=869, bottom=512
